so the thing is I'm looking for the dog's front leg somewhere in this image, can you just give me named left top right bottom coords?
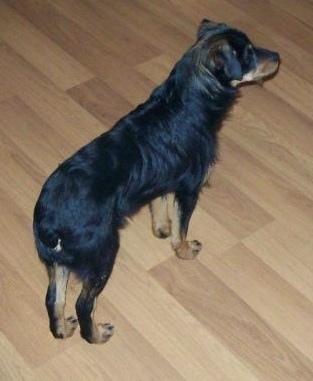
left=171, top=192, right=202, bottom=260
left=149, top=196, right=171, bottom=239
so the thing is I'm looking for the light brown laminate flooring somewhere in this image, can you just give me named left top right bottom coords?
left=0, top=1, right=313, bottom=380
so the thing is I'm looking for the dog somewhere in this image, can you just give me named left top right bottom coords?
left=33, top=19, right=280, bottom=344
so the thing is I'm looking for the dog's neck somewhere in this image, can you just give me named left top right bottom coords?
left=156, top=51, right=237, bottom=106
left=145, top=51, right=238, bottom=135
left=169, top=54, right=237, bottom=126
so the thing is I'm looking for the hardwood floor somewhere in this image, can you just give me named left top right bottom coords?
left=0, top=1, right=312, bottom=380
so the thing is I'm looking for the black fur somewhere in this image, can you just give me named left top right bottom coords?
left=33, top=20, right=279, bottom=343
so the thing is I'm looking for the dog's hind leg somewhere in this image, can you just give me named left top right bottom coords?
left=75, top=271, right=114, bottom=344
left=75, top=235, right=118, bottom=344
left=170, top=192, right=202, bottom=260
left=45, top=264, right=78, bottom=339
left=149, top=196, right=171, bottom=239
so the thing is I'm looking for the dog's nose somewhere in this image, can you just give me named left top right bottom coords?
left=270, top=51, right=280, bottom=63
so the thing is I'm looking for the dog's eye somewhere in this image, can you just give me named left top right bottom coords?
left=243, top=44, right=253, bottom=63
left=247, top=44, right=254, bottom=55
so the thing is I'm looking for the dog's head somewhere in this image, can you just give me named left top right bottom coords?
left=194, top=19, right=280, bottom=87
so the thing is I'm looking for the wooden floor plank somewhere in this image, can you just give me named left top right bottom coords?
left=200, top=244, right=313, bottom=363
left=226, top=0, right=313, bottom=53
left=67, top=77, right=133, bottom=127
left=151, top=256, right=313, bottom=381
left=107, top=251, right=257, bottom=381
left=267, top=0, right=313, bottom=27
left=243, top=221, right=313, bottom=302
left=5, top=0, right=156, bottom=105
left=52, top=0, right=160, bottom=66
left=219, top=137, right=313, bottom=237
left=0, top=2, right=93, bottom=91
left=0, top=332, right=34, bottom=381
left=199, top=172, right=274, bottom=239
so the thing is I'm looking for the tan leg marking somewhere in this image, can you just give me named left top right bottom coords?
left=53, top=265, right=78, bottom=339
left=90, top=300, right=114, bottom=344
left=78, top=283, right=114, bottom=344
left=150, top=196, right=171, bottom=239
left=170, top=199, right=202, bottom=260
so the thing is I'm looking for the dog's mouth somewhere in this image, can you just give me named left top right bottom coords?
left=232, top=52, right=280, bottom=87
left=250, top=57, right=280, bottom=81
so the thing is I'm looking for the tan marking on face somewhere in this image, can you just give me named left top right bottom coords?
left=232, top=57, right=279, bottom=87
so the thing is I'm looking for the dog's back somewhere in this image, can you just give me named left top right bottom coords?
left=33, top=52, right=221, bottom=272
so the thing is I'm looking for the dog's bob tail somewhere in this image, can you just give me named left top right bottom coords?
left=33, top=220, right=65, bottom=262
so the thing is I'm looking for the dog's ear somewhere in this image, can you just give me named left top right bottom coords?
left=197, top=19, right=228, bottom=40
left=215, top=48, right=243, bottom=80
left=207, top=41, right=243, bottom=81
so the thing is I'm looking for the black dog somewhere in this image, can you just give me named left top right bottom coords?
left=33, top=19, right=279, bottom=344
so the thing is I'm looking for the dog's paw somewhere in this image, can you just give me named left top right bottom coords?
left=93, top=323, right=115, bottom=344
left=64, top=316, right=79, bottom=337
left=175, top=240, right=202, bottom=260
left=152, top=221, right=171, bottom=239
left=53, top=316, right=78, bottom=339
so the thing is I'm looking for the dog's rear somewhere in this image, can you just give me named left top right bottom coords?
left=34, top=19, right=279, bottom=344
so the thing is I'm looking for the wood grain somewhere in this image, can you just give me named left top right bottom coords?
left=0, top=1, right=312, bottom=380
